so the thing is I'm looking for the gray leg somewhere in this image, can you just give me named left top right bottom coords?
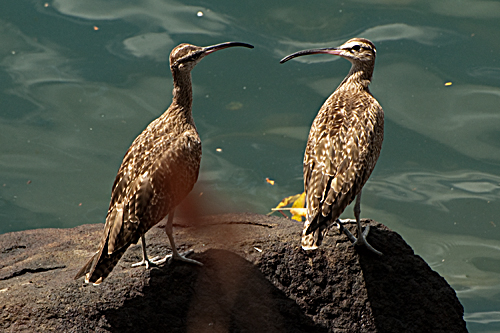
left=338, top=191, right=382, bottom=255
left=150, top=210, right=203, bottom=266
left=131, top=234, right=161, bottom=268
left=337, top=219, right=357, bottom=243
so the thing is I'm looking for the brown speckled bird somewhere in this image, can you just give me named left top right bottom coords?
left=280, top=38, right=384, bottom=255
left=75, top=41, right=254, bottom=284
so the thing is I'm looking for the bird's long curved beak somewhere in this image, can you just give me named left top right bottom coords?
left=280, top=48, right=341, bottom=64
left=203, top=42, right=254, bottom=55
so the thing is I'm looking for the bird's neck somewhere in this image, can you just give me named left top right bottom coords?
left=340, top=62, right=374, bottom=90
left=166, top=70, right=195, bottom=127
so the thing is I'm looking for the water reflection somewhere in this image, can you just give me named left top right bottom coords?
left=466, top=311, right=500, bottom=325
left=395, top=222, right=500, bottom=328
left=369, top=170, right=500, bottom=211
left=0, top=19, right=80, bottom=93
left=51, top=0, right=230, bottom=34
left=122, top=32, right=175, bottom=62
left=373, top=62, right=500, bottom=163
left=467, top=67, right=500, bottom=84
left=49, top=0, right=236, bottom=62
left=351, top=0, right=500, bottom=19
left=422, top=234, right=500, bottom=299
left=430, top=0, right=500, bottom=18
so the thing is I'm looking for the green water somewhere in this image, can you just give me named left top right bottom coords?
left=2, top=0, right=500, bottom=330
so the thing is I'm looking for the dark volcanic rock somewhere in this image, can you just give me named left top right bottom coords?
left=256, top=221, right=467, bottom=332
left=0, top=214, right=467, bottom=332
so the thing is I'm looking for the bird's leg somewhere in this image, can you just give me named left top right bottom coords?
left=131, top=234, right=161, bottom=268
left=150, top=211, right=203, bottom=266
left=353, top=191, right=382, bottom=255
left=338, top=192, right=382, bottom=255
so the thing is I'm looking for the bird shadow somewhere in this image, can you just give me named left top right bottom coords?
left=102, top=248, right=327, bottom=333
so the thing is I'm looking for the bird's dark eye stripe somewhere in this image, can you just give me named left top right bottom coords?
left=351, top=45, right=371, bottom=52
left=179, top=51, right=202, bottom=64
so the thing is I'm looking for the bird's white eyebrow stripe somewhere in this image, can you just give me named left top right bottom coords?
left=343, top=41, right=360, bottom=49
left=343, top=41, right=372, bottom=51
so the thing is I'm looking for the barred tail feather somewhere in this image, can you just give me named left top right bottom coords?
left=301, top=216, right=332, bottom=250
left=74, top=252, right=98, bottom=280
left=74, top=242, right=128, bottom=285
left=301, top=225, right=326, bottom=250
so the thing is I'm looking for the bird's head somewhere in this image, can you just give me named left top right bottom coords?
left=280, top=38, right=376, bottom=65
left=170, top=42, right=254, bottom=72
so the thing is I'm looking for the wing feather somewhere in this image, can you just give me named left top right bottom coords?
left=105, top=131, right=201, bottom=255
left=77, top=128, right=201, bottom=282
left=303, top=91, right=383, bottom=241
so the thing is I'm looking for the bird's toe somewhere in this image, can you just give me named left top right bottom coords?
left=131, top=257, right=161, bottom=269
left=353, top=228, right=382, bottom=256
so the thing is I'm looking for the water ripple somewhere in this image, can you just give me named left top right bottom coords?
left=373, top=62, right=500, bottom=162
left=369, top=170, right=500, bottom=211
left=394, top=223, right=500, bottom=302
left=465, top=311, right=500, bottom=324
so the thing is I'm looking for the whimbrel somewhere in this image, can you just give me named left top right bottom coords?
left=75, top=41, right=254, bottom=284
left=280, top=38, right=384, bottom=255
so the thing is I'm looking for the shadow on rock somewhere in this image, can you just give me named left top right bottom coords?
left=358, top=227, right=468, bottom=333
left=103, top=248, right=327, bottom=333
left=255, top=220, right=468, bottom=332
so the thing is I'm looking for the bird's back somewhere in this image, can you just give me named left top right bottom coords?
left=75, top=111, right=202, bottom=283
left=108, top=117, right=201, bottom=247
left=303, top=83, right=384, bottom=246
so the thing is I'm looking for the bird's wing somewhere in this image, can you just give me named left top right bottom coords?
left=303, top=94, right=381, bottom=234
left=103, top=130, right=201, bottom=255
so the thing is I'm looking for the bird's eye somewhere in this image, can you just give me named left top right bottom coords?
left=351, top=45, right=361, bottom=52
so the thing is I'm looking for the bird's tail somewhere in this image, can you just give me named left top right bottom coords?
left=301, top=227, right=323, bottom=250
left=74, top=242, right=127, bottom=285
left=301, top=217, right=331, bottom=250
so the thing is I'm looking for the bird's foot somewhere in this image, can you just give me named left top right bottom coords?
left=337, top=219, right=357, bottom=242
left=173, top=250, right=204, bottom=266
left=131, top=256, right=161, bottom=269
left=149, top=250, right=203, bottom=266
left=337, top=219, right=383, bottom=255
left=352, top=225, right=383, bottom=255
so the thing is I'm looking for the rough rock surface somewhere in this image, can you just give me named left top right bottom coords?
left=0, top=213, right=467, bottom=332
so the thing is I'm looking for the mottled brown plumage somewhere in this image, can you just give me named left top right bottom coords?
left=75, top=41, right=253, bottom=284
left=280, top=38, right=384, bottom=254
